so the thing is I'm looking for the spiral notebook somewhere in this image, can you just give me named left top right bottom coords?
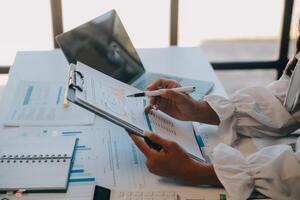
left=0, top=137, right=77, bottom=193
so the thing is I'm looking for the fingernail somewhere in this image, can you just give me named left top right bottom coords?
left=159, top=89, right=167, bottom=95
left=143, top=131, right=151, bottom=137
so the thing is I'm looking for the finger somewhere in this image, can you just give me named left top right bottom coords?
left=144, top=131, right=173, bottom=150
left=144, top=104, right=158, bottom=112
left=160, top=90, right=188, bottom=103
left=166, top=81, right=181, bottom=89
left=129, top=134, right=152, bottom=158
left=147, top=79, right=164, bottom=91
left=144, top=104, right=153, bottom=112
left=155, top=98, right=170, bottom=113
left=149, top=97, right=155, bottom=105
left=147, top=79, right=180, bottom=91
left=149, top=96, right=161, bottom=107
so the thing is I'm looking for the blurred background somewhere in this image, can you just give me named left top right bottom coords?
left=0, top=0, right=299, bottom=95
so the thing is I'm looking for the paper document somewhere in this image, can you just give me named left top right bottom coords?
left=0, top=118, right=225, bottom=200
left=4, top=81, right=94, bottom=126
left=192, top=122, right=222, bottom=162
left=70, top=62, right=204, bottom=161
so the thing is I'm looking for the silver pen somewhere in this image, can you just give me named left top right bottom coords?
left=127, top=86, right=196, bottom=97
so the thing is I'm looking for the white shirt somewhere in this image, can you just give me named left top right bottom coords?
left=204, top=74, right=300, bottom=200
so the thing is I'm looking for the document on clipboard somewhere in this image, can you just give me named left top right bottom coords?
left=66, top=62, right=205, bottom=161
left=284, top=63, right=300, bottom=113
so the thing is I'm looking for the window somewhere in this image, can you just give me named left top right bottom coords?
left=0, top=0, right=53, bottom=66
left=62, top=0, right=170, bottom=48
left=0, top=0, right=294, bottom=78
left=178, top=0, right=283, bottom=62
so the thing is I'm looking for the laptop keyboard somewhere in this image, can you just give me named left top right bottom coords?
left=135, top=74, right=182, bottom=90
left=134, top=74, right=208, bottom=100
left=110, top=191, right=178, bottom=200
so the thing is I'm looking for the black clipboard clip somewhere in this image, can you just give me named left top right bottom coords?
left=68, top=64, right=84, bottom=92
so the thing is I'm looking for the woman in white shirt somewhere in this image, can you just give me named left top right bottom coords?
left=129, top=31, right=300, bottom=200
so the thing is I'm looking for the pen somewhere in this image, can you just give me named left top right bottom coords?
left=126, top=86, right=196, bottom=97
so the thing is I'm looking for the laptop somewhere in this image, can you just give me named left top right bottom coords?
left=56, top=10, right=214, bottom=99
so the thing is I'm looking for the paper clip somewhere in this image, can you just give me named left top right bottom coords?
left=64, top=64, right=85, bottom=107
left=69, top=70, right=84, bottom=92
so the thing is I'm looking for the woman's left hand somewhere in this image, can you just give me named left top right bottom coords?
left=129, top=131, right=221, bottom=185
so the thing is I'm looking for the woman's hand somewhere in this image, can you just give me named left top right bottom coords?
left=129, top=131, right=221, bottom=186
left=145, top=79, right=202, bottom=121
left=146, top=79, right=220, bottom=125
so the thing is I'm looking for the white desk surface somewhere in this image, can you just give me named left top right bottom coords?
left=0, top=47, right=227, bottom=126
left=0, top=47, right=228, bottom=199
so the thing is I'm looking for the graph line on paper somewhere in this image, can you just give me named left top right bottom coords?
left=95, top=81, right=146, bottom=127
left=101, top=87, right=128, bottom=117
left=148, top=110, right=177, bottom=135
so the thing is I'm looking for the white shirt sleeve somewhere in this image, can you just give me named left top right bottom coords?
left=211, top=138, right=300, bottom=200
left=203, top=75, right=300, bottom=199
left=203, top=75, right=300, bottom=145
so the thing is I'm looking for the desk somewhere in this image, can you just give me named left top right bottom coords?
left=0, top=47, right=227, bottom=200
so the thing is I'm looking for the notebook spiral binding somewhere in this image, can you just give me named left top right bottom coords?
left=0, top=154, right=71, bottom=163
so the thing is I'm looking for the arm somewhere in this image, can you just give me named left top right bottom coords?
left=190, top=100, right=220, bottom=125
left=212, top=138, right=300, bottom=200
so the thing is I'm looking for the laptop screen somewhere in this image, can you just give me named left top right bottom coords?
left=56, top=10, right=145, bottom=84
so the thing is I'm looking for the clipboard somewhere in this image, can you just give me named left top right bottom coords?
left=67, top=64, right=145, bottom=136
left=66, top=64, right=162, bottom=151
left=64, top=62, right=206, bottom=161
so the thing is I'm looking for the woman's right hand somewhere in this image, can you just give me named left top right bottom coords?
left=129, top=131, right=221, bottom=186
left=145, top=79, right=202, bottom=121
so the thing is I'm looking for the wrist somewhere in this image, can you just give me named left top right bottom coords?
left=189, top=100, right=203, bottom=122
left=192, top=100, right=220, bottom=125
left=184, top=160, right=221, bottom=186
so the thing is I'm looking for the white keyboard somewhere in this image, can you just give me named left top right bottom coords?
left=110, top=191, right=179, bottom=200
